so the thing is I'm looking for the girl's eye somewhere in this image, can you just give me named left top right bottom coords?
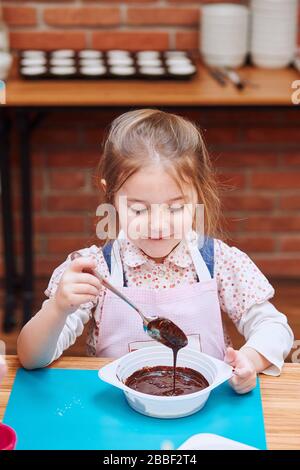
left=169, top=205, right=184, bottom=213
left=129, top=204, right=148, bottom=216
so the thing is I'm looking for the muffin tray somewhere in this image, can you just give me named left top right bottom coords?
left=19, top=49, right=197, bottom=81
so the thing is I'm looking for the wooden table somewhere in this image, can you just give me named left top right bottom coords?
left=1, top=356, right=300, bottom=450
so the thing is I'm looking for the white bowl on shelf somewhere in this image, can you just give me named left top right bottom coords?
left=21, top=65, right=47, bottom=76
left=78, top=50, right=102, bottom=59
left=50, top=58, right=75, bottom=67
left=80, top=65, right=107, bottom=76
left=200, top=3, right=250, bottom=68
left=140, top=66, right=165, bottom=76
left=79, top=58, right=104, bottom=67
left=51, top=49, right=75, bottom=58
left=50, top=66, right=76, bottom=75
left=109, top=65, right=136, bottom=76
left=21, top=57, right=47, bottom=66
left=251, top=54, right=294, bottom=68
left=201, top=3, right=249, bottom=18
left=98, top=346, right=233, bottom=419
left=250, top=0, right=298, bottom=69
left=137, top=58, right=163, bottom=67
left=107, top=57, right=134, bottom=66
left=202, top=52, right=247, bottom=68
left=164, top=51, right=188, bottom=58
left=136, top=51, right=160, bottom=59
left=21, top=50, right=46, bottom=58
left=168, top=64, right=196, bottom=75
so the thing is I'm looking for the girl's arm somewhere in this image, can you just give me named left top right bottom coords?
left=17, top=257, right=102, bottom=370
left=215, top=239, right=294, bottom=378
left=17, top=297, right=72, bottom=370
left=239, top=345, right=272, bottom=372
left=236, top=300, right=294, bottom=375
left=224, top=301, right=294, bottom=394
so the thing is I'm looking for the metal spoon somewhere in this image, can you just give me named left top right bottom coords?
left=92, top=268, right=154, bottom=328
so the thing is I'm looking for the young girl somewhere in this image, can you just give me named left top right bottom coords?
left=17, top=109, right=294, bottom=394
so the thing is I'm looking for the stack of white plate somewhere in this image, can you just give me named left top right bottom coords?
left=250, top=0, right=299, bottom=69
left=200, top=3, right=250, bottom=68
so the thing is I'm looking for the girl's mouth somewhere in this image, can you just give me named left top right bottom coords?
left=148, top=235, right=174, bottom=241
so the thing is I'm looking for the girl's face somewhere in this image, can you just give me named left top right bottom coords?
left=115, top=165, right=197, bottom=259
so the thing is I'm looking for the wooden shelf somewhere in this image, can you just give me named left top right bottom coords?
left=5, top=56, right=299, bottom=107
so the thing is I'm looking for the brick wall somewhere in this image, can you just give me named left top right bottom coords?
left=1, top=107, right=299, bottom=281
left=1, top=2, right=300, bottom=280
left=2, top=0, right=300, bottom=51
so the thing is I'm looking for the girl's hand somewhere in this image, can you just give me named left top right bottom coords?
left=54, top=257, right=103, bottom=316
left=224, top=347, right=257, bottom=394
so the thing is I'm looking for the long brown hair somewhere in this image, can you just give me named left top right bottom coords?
left=96, top=108, right=227, bottom=246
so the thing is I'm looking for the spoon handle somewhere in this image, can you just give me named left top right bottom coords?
left=92, top=269, right=149, bottom=326
left=70, top=250, right=150, bottom=326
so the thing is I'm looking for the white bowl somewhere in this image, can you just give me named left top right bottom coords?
left=79, top=60, right=104, bottom=68
left=21, top=57, right=47, bottom=66
left=251, top=0, right=297, bottom=10
left=107, top=57, right=134, bottom=66
left=137, top=58, right=163, bottom=67
left=78, top=50, right=102, bottom=59
left=21, top=65, right=46, bottom=76
left=140, top=66, right=165, bottom=75
left=137, top=51, right=160, bottom=58
left=165, top=57, right=192, bottom=66
left=98, top=346, right=233, bottom=419
left=252, top=44, right=296, bottom=55
left=50, top=66, right=76, bottom=75
left=50, top=58, right=75, bottom=67
left=168, top=64, right=197, bottom=75
left=178, top=433, right=256, bottom=450
left=80, top=66, right=107, bottom=76
left=51, top=49, right=75, bottom=58
left=202, top=4, right=249, bottom=19
left=201, top=4, right=249, bottom=63
left=202, top=53, right=247, bottom=68
left=164, top=51, right=188, bottom=58
left=21, top=50, right=46, bottom=58
left=251, top=54, right=294, bottom=68
left=109, top=65, right=136, bottom=75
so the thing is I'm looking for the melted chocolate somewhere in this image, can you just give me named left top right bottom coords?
left=147, top=317, right=188, bottom=393
left=125, top=366, right=209, bottom=396
left=147, top=317, right=188, bottom=351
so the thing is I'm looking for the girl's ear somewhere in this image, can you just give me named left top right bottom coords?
left=100, top=178, right=107, bottom=192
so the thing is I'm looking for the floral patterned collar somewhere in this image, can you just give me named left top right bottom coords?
left=118, top=237, right=193, bottom=269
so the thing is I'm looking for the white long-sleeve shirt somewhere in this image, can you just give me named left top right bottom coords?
left=43, top=238, right=294, bottom=373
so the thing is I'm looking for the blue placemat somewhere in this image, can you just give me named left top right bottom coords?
left=3, top=368, right=267, bottom=450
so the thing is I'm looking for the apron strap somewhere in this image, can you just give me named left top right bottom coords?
left=102, top=243, right=112, bottom=273
left=102, top=241, right=127, bottom=286
left=199, top=236, right=214, bottom=278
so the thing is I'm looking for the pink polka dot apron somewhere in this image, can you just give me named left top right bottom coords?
left=95, top=232, right=226, bottom=359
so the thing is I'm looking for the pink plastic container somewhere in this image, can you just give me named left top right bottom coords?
left=0, top=423, right=17, bottom=450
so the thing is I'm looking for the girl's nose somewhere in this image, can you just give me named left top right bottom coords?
left=149, top=205, right=172, bottom=238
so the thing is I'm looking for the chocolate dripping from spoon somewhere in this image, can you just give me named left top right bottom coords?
left=71, top=251, right=188, bottom=394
